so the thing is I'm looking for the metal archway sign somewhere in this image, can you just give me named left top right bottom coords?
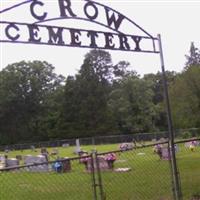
left=0, top=0, right=158, bottom=53
left=0, top=1, right=181, bottom=199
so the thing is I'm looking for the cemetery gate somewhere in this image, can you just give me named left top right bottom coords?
left=0, top=0, right=182, bottom=199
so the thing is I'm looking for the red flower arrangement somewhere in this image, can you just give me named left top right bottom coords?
left=104, top=153, right=117, bottom=169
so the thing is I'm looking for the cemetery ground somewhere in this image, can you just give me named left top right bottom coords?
left=0, top=143, right=200, bottom=200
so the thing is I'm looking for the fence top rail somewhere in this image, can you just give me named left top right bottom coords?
left=174, top=137, right=200, bottom=144
left=97, top=140, right=170, bottom=156
left=96, top=137, right=200, bottom=156
left=0, top=137, right=199, bottom=171
left=0, top=154, right=91, bottom=172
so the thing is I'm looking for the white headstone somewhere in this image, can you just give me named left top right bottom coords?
left=74, top=139, right=81, bottom=154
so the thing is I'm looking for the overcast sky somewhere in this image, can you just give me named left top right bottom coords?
left=1, top=0, right=200, bottom=77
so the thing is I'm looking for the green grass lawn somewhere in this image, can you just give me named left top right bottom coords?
left=0, top=143, right=199, bottom=200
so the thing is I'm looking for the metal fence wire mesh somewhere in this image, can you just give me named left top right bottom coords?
left=0, top=138, right=200, bottom=200
left=175, top=139, right=200, bottom=200
left=0, top=156, right=94, bottom=200
left=96, top=143, right=173, bottom=200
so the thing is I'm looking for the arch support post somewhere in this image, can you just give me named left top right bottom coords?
left=157, top=34, right=182, bottom=200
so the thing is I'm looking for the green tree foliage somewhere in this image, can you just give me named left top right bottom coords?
left=143, top=71, right=177, bottom=130
left=0, top=61, right=64, bottom=144
left=2, top=44, right=200, bottom=144
left=108, top=74, right=155, bottom=133
left=170, top=65, right=200, bottom=128
left=170, top=43, right=200, bottom=129
left=185, top=42, right=200, bottom=69
left=59, top=50, right=114, bottom=137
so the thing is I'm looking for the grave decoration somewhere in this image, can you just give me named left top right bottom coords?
left=52, top=161, right=62, bottom=173
left=52, top=157, right=71, bottom=173
left=119, top=143, right=134, bottom=151
left=153, top=144, right=172, bottom=160
left=185, top=140, right=199, bottom=152
left=114, top=168, right=131, bottom=172
left=104, top=153, right=117, bottom=170
left=161, top=147, right=171, bottom=160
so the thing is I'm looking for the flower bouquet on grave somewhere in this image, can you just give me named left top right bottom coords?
left=104, top=153, right=117, bottom=170
left=52, top=161, right=62, bottom=173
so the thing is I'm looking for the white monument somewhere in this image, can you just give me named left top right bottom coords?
left=74, top=139, right=81, bottom=154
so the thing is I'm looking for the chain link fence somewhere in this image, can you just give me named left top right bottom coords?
left=175, top=138, right=200, bottom=200
left=0, top=142, right=173, bottom=200
left=0, top=138, right=200, bottom=199
left=97, top=142, right=174, bottom=200
left=0, top=156, right=94, bottom=200
left=1, top=128, right=199, bottom=152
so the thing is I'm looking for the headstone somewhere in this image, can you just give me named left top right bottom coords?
left=74, top=139, right=81, bottom=154
left=24, top=155, right=48, bottom=172
left=16, top=155, right=22, bottom=161
left=51, top=148, right=59, bottom=156
left=0, top=155, right=6, bottom=169
left=161, top=148, right=171, bottom=160
left=6, top=158, right=19, bottom=167
left=86, top=156, right=109, bottom=172
left=159, top=138, right=167, bottom=143
left=41, top=147, right=48, bottom=154
left=62, top=143, right=69, bottom=148
left=62, top=157, right=71, bottom=172
left=119, top=143, right=133, bottom=151
left=30, top=145, right=37, bottom=152
left=4, top=149, right=9, bottom=154
left=152, top=139, right=157, bottom=143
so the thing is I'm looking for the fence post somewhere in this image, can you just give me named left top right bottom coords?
left=158, top=34, right=182, bottom=200
left=90, top=152, right=98, bottom=200
left=94, top=151, right=105, bottom=200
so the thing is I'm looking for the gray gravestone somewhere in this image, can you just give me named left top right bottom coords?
left=86, top=156, right=109, bottom=172
left=24, top=155, right=48, bottom=172
left=62, top=143, right=69, bottom=148
left=6, top=158, right=19, bottom=167
left=161, top=148, right=170, bottom=160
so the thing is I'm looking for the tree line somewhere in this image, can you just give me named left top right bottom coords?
left=0, top=43, right=200, bottom=145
